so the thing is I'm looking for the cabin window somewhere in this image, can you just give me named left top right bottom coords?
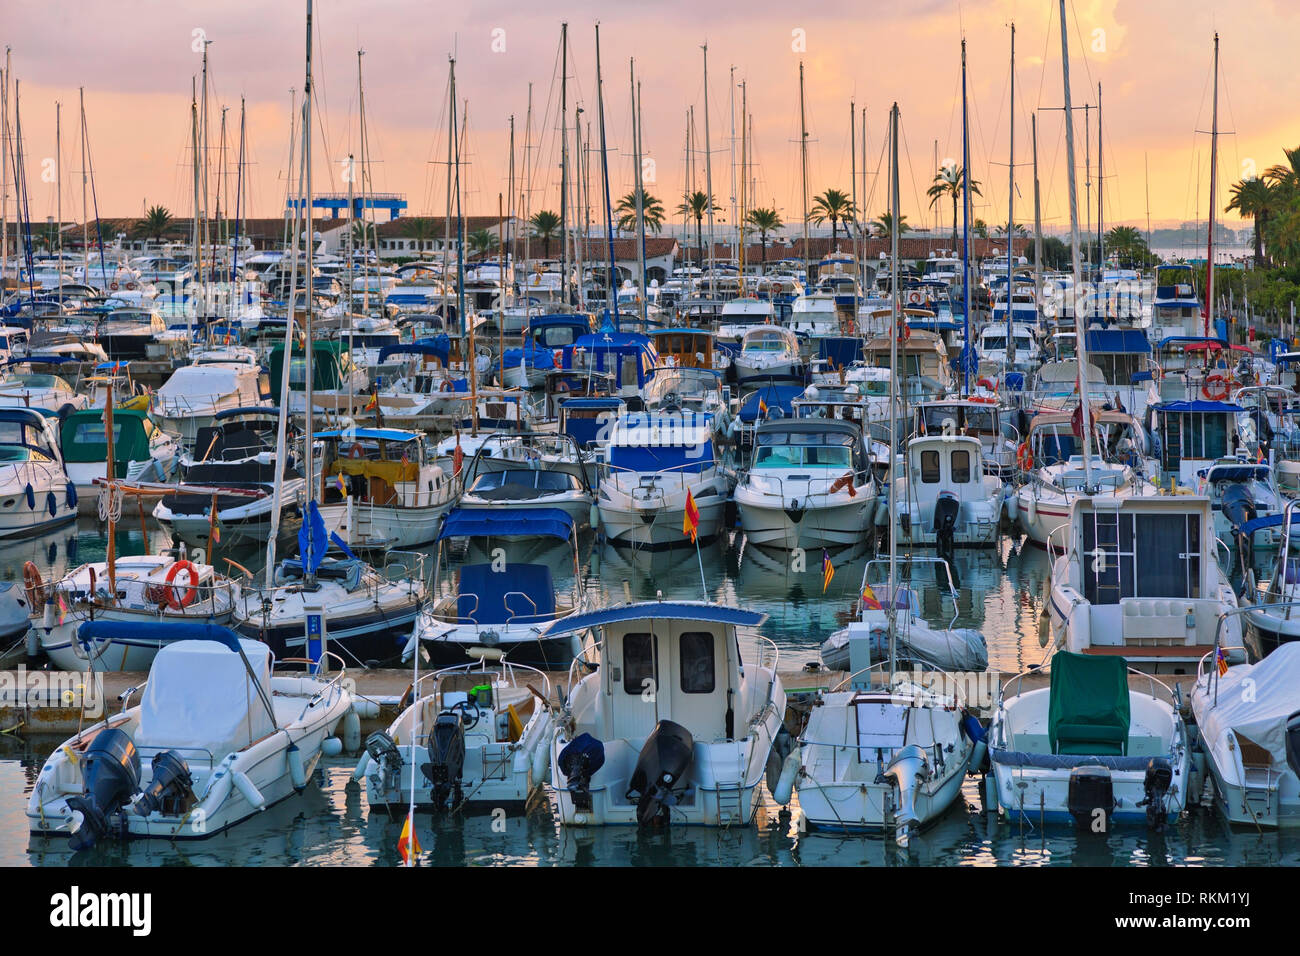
left=920, top=449, right=941, bottom=483
left=622, top=632, right=657, bottom=696
left=951, top=449, right=972, bottom=483
left=679, top=631, right=716, bottom=693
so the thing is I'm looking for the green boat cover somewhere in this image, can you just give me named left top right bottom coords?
left=61, top=408, right=152, bottom=466
left=1048, top=651, right=1131, bottom=756
left=270, top=340, right=352, bottom=392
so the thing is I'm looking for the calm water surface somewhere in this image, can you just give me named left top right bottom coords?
left=4, top=519, right=1298, bottom=866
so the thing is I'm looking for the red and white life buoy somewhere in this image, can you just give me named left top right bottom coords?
left=1202, top=374, right=1230, bottom=401
left=907, top=291, right=923, bottom=306
left=110, top=281, right=119, bottom=291
left=164, top=561, right=199, bottom=610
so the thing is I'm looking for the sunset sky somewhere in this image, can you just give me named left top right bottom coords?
left=4, top=0, right=1297, bottom=238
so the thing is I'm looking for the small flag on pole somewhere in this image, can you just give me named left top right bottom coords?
left=861, top=582, right=882, bottom=611
left=397, top=812, right=422, bottom=864
left=758, top=396, right=769, bottom=419
left=210, top=504, right=221, bottom=545
left=821, top=549, right=834, bottom=594
left=683, top=489, right=700, bottom=543
left=365, top=393, right=378, bottom=412
left=1216, top=646, right=1230, bottom=677
left=334, top=472, right=347, bottom=496
left=56, top=592, right=68, bottom=626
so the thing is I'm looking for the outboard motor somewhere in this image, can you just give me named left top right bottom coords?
left=876, top=743, right=929, bottom=838
left=365, top=730, right=404, bottom=794
left=1222, top=483, right=1258, bottom=572
left=933, top=491, right=960, bottom=560
left=1138, top=757, right=1174, bottom=831
left=558, top=733, right=606, bottom=812
left=1286, top=710, right=1300, bottom=780
left=1067, top=765, right=1114, bottom=831
left=66, top=728, right=141, bottom=851
left=133, top=751, right=193, bottom=818
left=420, top=712, right=467, bottom=810
left=626, top=720, right=695, bottom=826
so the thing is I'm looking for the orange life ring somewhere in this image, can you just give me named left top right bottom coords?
left=907, top=291, right=923, bottom=305
left=828, top=473, right=858, bottom=497
left=349, top=442, right=365, bottom=459
left=976, top=377, right=996, bottom=392
left=453, top=443, right=464, bottom=477
left=125, top=281, right=137, bottom=291
left=970, top=395, right=997, bottom=404
left=22, top=561, right=44, bottom=614
left=164, top=560, right=199, bottom=610
left=1017, top=442, right=1034, bottom=471
left=440, top=380, right=454, bottom=393
left=1202, top=374, right=1230, bottom=401
left=109, top=281, right=119, bottom=291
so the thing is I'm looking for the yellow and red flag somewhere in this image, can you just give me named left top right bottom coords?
left=861, top=582, right=882, bottom=611
left=364, top=393, right=378, bottom=412
left=1215, top=647, right=1230, bottom=677
left=398, top=812, right=422, bottom=865
left=758, top=397, right=769, bottom=419
left=821, top=549, right=834, bottom=594
left=683, top=489, right=700, bottom=543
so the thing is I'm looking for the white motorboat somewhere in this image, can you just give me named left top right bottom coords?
left=0, top=407, right=79, bottom=539
left=457, top=432, right=594, bottom=532
left=887, top=434, right=1003, bottom=550
left=548, top=601, right=785, bottom=827
left=734, top=418, right=876, bottom=550
left=28, top=624, right=352, bottom=847
left=60, top=407, right=179, bottom=513
left=732, top=325, right=803, bottom=382
left=596, top=410, right=729, bottom=548
left=1043, top=494, right=1240, bottom=675
left=1190, top=639, right=1300, bottom=828
left=357, top=655, right=553, bottom=812
left=987, top=651, right=1190, bottom=829
left=150, top=358, right=266, bottom=446
left=411, top=506, right=586, bottom=669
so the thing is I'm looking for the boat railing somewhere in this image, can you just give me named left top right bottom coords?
left=735, top=466, right=872, bottom=503
left=383, top=550, right=428, bottom=590
left=49, top=566, right=240, bottom=617
left=999, top=660, right=1179, bottom=709
left=412, top=656, right=553, bottom=703
left=271, top=652, right=351, bottom=713
left=598, top=458, right=723, bottom=496
left=828, top=659, right=968, bottom=704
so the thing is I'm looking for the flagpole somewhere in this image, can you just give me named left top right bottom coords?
left=405, top=623, right=419, bottom=866
left=693, top=532, right=707, bottom=600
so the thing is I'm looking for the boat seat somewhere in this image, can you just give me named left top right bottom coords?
left=1120, top=598, right=1204, bottom=644
left=1054, top=723, right=1128, bottom=756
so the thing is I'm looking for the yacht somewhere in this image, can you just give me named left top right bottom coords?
left=60, top=408, right=179, bottom=513
left=0, top=407, right=79, bottom=539
left=732, top=325, right=803, bottom=382
left=150, top=355, right=267, bottom=446
left=887, top=434, right=1004, bottom=550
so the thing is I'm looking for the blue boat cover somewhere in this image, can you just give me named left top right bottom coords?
left=1086, top=329, right=1151, bottom=353
left=817, top=337, right=863, bottom=369
left=77, top=620, right=241, bottom=652
left=456, top=562, right=555, bottom=624
left=738, top=384, right=804, bottom=423
left=437, top=506, right=575, bottom=541
left=1155, top=400, right=1244, bottom=414
left=542, top=601, right=767, bottom=638
left=989, top=748, right=1173, bottom=772
left=1241, top=512, right=1300, bottom=535
left=378, top=336, right=451, bottom=364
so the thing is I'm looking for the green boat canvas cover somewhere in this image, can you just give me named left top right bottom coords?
left=1048, top=651, right=1131, bottom=756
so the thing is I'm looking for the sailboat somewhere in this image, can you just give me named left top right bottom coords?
left=230, top=4, right=425, bottom=669
left=790, top=105, right=974, bottom=846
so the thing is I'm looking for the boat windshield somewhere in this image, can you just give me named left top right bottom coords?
left=754, top=444, right=852, bottom=469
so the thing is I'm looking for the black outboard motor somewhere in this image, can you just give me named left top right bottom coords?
left=1138, top=757, right=1174, bottom=831
left=1221, top=483, right=1258, bottom=571
left=133, top=751, right=193, bottom=818
left=421, top=712, right=467, bottom=810
left=1286, top=710, right=1300, bottom=780
left=933, top=491, right=960, bottom=560
left=626, top=720, right=695, bottom=826
left=365, top=730, right=404, bottom=793
left=66, top=728, right=141, bottom=851
left=1066, top=765, right=1114, bottom=832
left=558, top=733, right=605, bottom=812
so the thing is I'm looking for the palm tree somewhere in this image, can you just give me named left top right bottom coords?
left=1265, top=146, right=1300, bottom=198
left=405, top=217, right=435, bottom=255
left=994, top=222, right=1028, bottom=237
left=869, top=211, right=910, bottom=238
left=467, top=229, right=496, bottom=258
left=973, top=219, right=989, bottom=239
left=1226, top=177, right=1276, bottom=266
left=614, top=189, right=666, bottom=235
left=676, top=190, right=717, bottom=267
left=1104, top=225, right=1151, bottom=267
left=350, top=219, right=376, bottom=250
left=926, top=164, right=982, bottom=244
left=529, top=210, right=561, bottom=259
left=746, top=207, right=783, bottom=268
left=139, top=204, right=174, bottom=243
left=810, top=188, right=856, bottom=245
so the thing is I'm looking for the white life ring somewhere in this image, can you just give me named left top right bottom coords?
left=907, top=291, right=922, bottom=305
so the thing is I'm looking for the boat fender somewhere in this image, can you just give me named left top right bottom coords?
left=232, top=770, right=266, bottom=810
left=530, top=736, right=550, bottom=788
left=287, top=743, right=307, bottom=791
left=47, top=491, right=57, bottom=517
left=352, top=752, right=372, bottom=783
left=342, top=710, right=362, bottom=753
left=321, top=737, right=343, bottom=758
left=983, top=773, right=998, bottom=813
left=1004, top=490, right=1018, bottom=524
left=960, top=712, right=986, bottom=743
left=25, top=483, right=34, bottom=510
left=968, top=739, right=988, bottom=775
left=590, top=503, right=601, bottom=531
left=771, top=749, right=800, bottom=806
left=1026, top=495, right=1037, bottom=524
left=66, top=484, right=78, bottom=510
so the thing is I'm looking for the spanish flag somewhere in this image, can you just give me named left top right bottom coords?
left=397, top=812, right=422, bottom=865
left=758, top=396, right=769, bottom=419
left=365, top=393, right=378, bottom=412
left=210, top=503, right=221, bottom=545
left=861, top=582, right=882, bottom=611
left=821, top=549, right=834, bottom=594
left=683, top=489, right=700, bottom=543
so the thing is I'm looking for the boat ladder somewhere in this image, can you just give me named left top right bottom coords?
left=715, top=782, right=744, bottom=827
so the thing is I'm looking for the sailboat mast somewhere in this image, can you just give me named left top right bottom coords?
left=1097, top=83, right=1104, bottom=269
left=1206, top=33, right=1219, bottom=336
left=302, top=0, right=316, bottom=577
left=1006, top=22, right=1014, bottom=371
left=799, top=61, right=809, bottom=287
left=888, top=101, right=901, bottom=673
left=702, top=43, right=715, bottom=294
left=559, top=23, right=569, bottom=306
left=358, top=49, right=371, bottom=315
left=595, top=24, right=616, bottom=318
left=631, top=59, right=647, bottom=325
left=442, top=58, right=453, bottom=326
left=190, top=80, right=200, bottom=340
left=1032, top=113, right=1042, bottom=314
left=1058, top=0, right=1095, bottom=488
left=738, top=80, right=747, bottom=287
left=56, top=101, right=62, bottom=305
left=1, top=49, right=7, bottom=283
left=961, top=40, right=972, bottom=396
left=80, top=88, right=89, bottom=281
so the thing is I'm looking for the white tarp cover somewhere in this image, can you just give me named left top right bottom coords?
left=1196, top=642, right=1300, bottom=767
left=138, top=639, right=276, bottom=758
